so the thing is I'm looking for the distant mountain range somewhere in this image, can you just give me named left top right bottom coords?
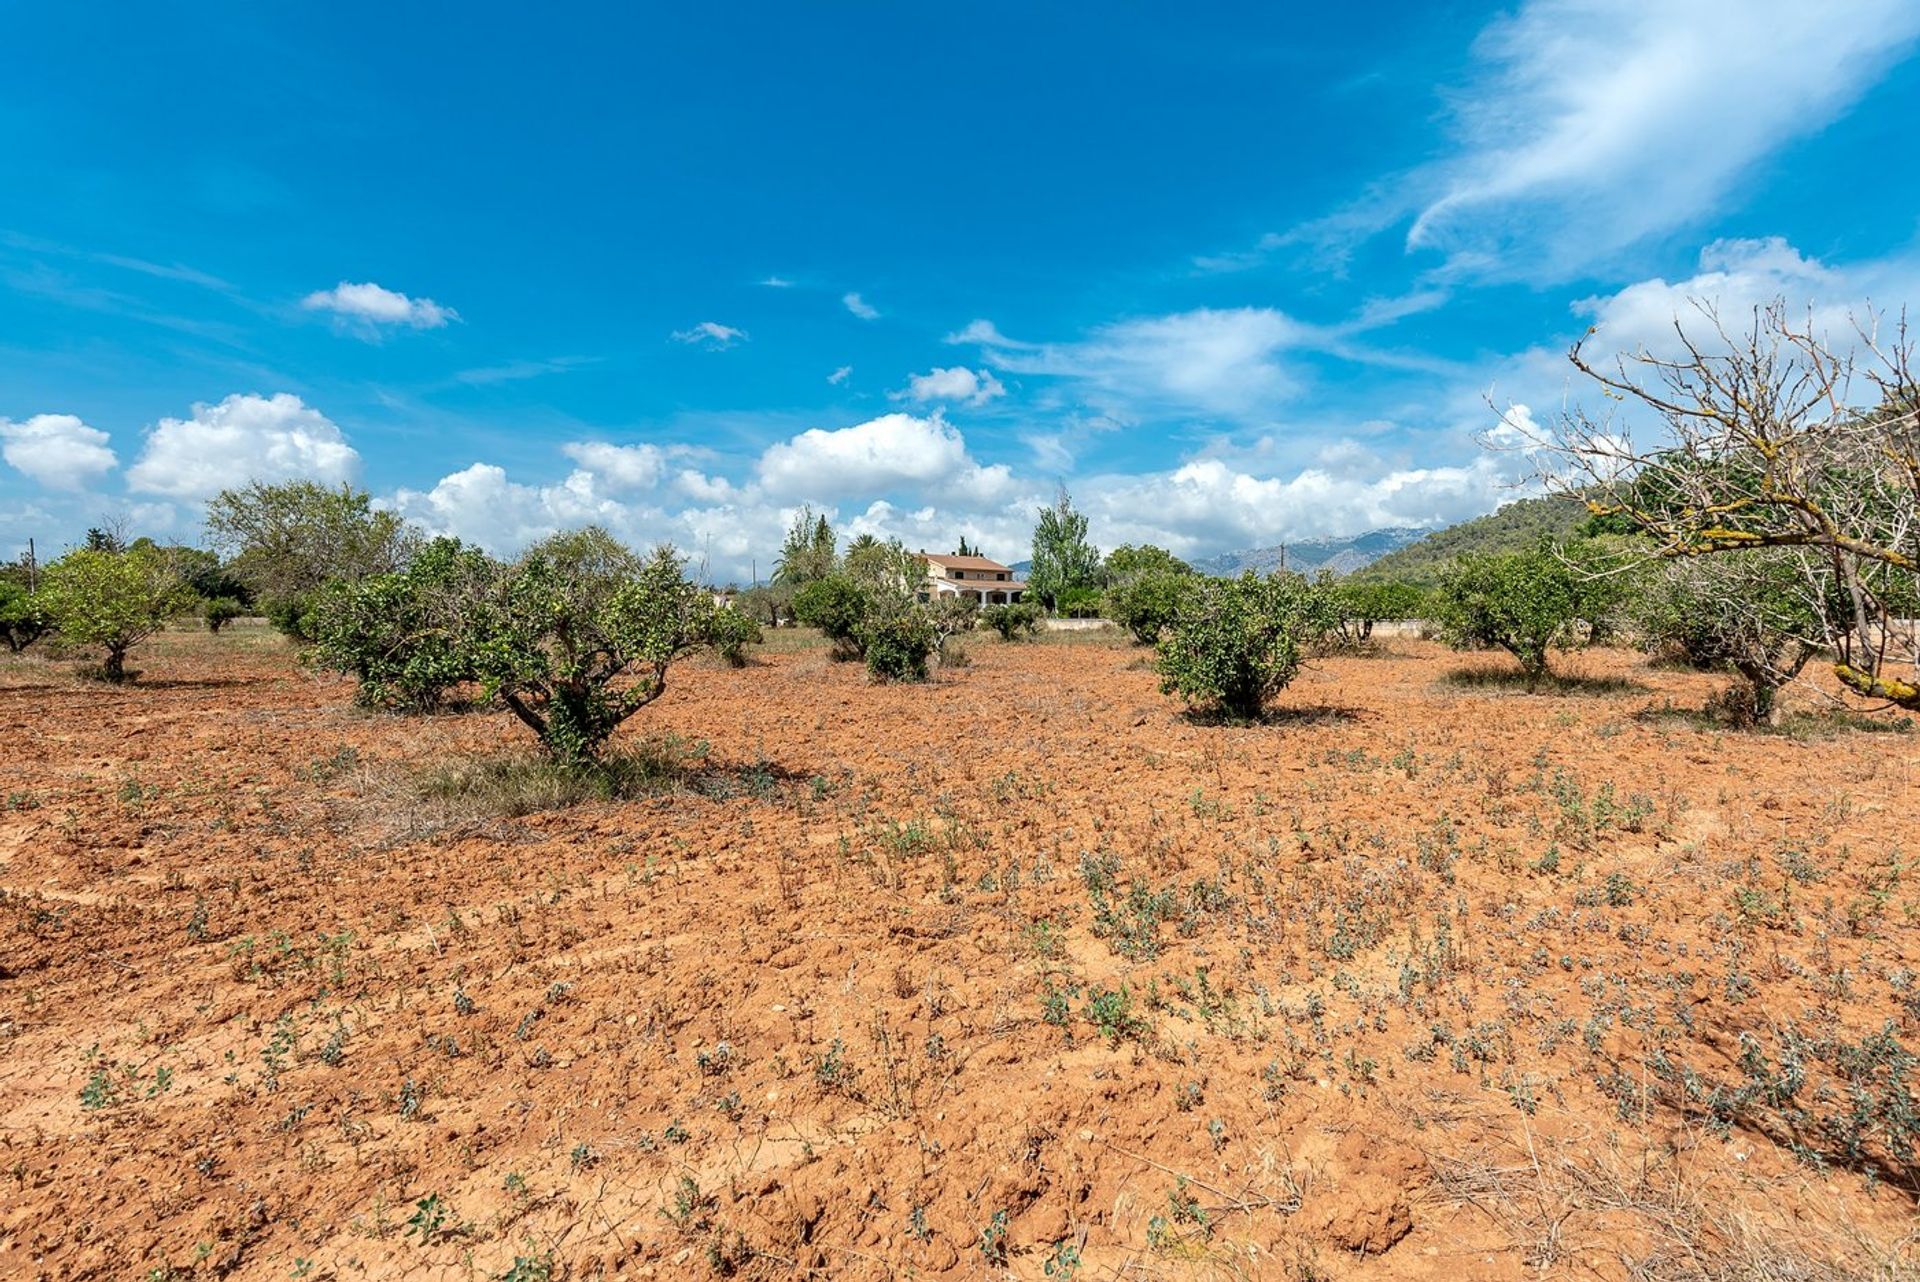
left=1189, top=527, right=1426, bottom=578
left=1008, top=526, right=1428, bottom=580
left=1005, top=498, right=1590, bottom=585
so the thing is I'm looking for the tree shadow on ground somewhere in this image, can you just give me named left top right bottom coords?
left=1177, top=703, right=1370, bottom=728
left=1437, top=665, right=1649, bottom=697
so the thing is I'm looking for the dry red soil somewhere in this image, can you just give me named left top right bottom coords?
left=2, top=627, right=1918, bottom=1281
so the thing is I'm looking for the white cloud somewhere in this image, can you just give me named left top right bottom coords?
left=559, top=441, right=666, bottom=492
left=827, top=365, right=852, bottom=386
left=126, top=393, right=361, bottom=500
left=389, top=463, right=662, bottom=555
left=1404, top=0, right=1920, bottom=279
left=944, top=318, right=1030, bottom=349
left=670, top=321, right=747, bottom=350
left=962, top=308, right=1314, bottom=420
left=842, top=292, right=880, bottom=321
left=898, top=366, right=1007, bottom=407
left=757, top=411, right=1013, bottom=503
left=760, top=276, right=794, bottom=288
left=0, top=413, right=118, bottom=490
left=301, top=281, right=456, bottom=330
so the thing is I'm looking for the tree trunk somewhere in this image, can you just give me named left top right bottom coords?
left=103, top=644, right=128, bottom=682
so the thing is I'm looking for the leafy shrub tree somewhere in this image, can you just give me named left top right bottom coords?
left=1104, top=543, right=1192, bottom=581
left=40, top=544, right=197, bottom=681
left=1330, top=578, right=1428, bottom=645
left=307, top=537, right=499, bottom=710
left=1435, top=543, right=1615, bottom=685
left=1028, top=488, right=1102, bottom=614
left=772, top=506, right=838, bottom=585
left=0, top=580, right=50, bottom=653
left=202, top=596, right=246, bottom=633
left=205, top=480, right=416, bottom=637
left=704, top=604, right=763, bottom=667
left=1156, top=572, right=1335, bottom=719
left=735, top=583, right=795, bottom=629
left=472, top=528, right=712, bottom=763
left=1106, top=569, right=1194, bottom=644
left=927, top=594, right=980, bottom=637
left=793, top=574, right=874, bottom=660
left=860, top=600, right=937, bottom=683
left=982, top=601, right=1042, bottom=641
left=1638, top=551, right=1824, bottom=726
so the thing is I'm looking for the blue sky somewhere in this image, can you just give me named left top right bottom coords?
left=5, top=1, right=1920, bottom=578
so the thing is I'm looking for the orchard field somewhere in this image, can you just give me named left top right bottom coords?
left=2, top=624, right=1918, bottom=1281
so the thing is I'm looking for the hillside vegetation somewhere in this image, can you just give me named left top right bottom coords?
left=1355, top=494, right=1589, bottom=586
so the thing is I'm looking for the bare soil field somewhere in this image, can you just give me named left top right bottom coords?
left=2, top=626, right=1918, bottom=1280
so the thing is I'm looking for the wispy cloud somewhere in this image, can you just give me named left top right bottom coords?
left=450, top=356, right=600, bottom=387
left=302, top=281, right=457, bottom=332
left=827, top=365, right=852, bottom=385
left=669, top=321, right=748, bottom=350
left=760, top=275, right=794, bottom=288
left=1210, top=0, right=1920, bottom=284
left=842, top=291, right=880, bottom=320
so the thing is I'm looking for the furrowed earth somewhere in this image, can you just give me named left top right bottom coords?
left=2, top=624, right=1917, bottom=1280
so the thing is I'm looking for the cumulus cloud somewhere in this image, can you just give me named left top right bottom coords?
left=301, top=281, right=456, bottom=331
left=842, top=292, right=880, bottom=320
left=126, top=393, right=361, bottom=500
left=670, top=321, right=747, bottom=349
left=898, top=366, right=1006, bottom=407
left=0, top=413, right=118, bottom=490
left=559, top=441, right=666, bottom=492
left=756, top=412, right=1014, bottom=503
left=1404, top=0, right=1920, bottom=278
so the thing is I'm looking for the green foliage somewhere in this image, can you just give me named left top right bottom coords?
left=773, top=505, right=837, bottom=585
left=0, top=579, right=51, bottom=653
left=1359, top=496, right=1589, bottom=588
left=843, top=534, right=921, bottom=593
left=1329, top=578, right=1428, bottom=644
left=1637, top=551, right=1823, bottom=726
left=704, top=604, right=763, bottom=667
left=734, top=582, right=794, bottom=628
left=1028, top=488, right=1102, bottom=613
left=861, top=600, right=937, bottom=683
left=981, top=600, right=1042, bottom=641
left=1105, top=569, right=1194, bottom=645
left=204, top=481, right=416, bottom=635
left=1435, top=542, right=1620, bottom=684
left=792, top=574, right=874, bottom=659
left=1104, top=543, right=1191, bottom=581
left=470, top=528, right=711, bottom=763
left=201, top=595, right=246, bottom=633
left=40, top=544, right=198, bottom=680
left=926, top=593, right=980, bottom=638
left=1155, top=572, right=1335, bottom=719
left=306, top=537, right=498, bottom=710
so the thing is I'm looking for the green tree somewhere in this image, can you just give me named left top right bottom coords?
left=205, top=481, right=416, bottom=634
left=704, top=604, right=763, bottom=668
left=1155, top=572, right=1335, bottom=719
left=0, top=579, right=51, bottom=653
left=844, top=535, right=919, bottom=592
left=1637, top=551, right=1825, bottom=726
left=773, top=506, right=838, bottom=585
left=793, top=575, right=874, bottom=660
left=1103, top=544, right=1191, bottom=581
left=860, top=599, right=937, bottom=683
left=1028, top=489, right=1102, bottom=614
left=471, top=528, right=712, bottom=763
left=306, top=537, right=500, bottom=710
left=1329, top=579, right=1428, bottom=645
left=40, top=544, right=197, bottom=681
left=1104, top=552, right=1196, bottom=644
left=981, top=600, right=1042, bottom=641
left=1435, top=543, right=1615, bottom=685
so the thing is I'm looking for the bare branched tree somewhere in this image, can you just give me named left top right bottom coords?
left=1500, top=299, right=1920, bottom=709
